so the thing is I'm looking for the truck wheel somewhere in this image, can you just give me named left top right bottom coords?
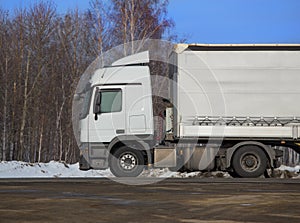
left=232, top=145, right=267, bottom=178
left=109, top=146, right=145, bottom=177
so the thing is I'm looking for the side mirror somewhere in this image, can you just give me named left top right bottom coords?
left=93, top=88, right=101, bottom=120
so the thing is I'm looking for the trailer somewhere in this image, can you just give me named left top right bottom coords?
left=76, top=44, right=300, bottom=177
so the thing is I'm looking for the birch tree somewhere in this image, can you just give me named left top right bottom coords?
left=110, top=0, right=173, bottom=55
left=0, top=0, right=177, bottom=164
left=0, top=10, right=10, bottom=161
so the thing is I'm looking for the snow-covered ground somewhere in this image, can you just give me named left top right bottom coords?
left=0, top=161, right=113, bottom=178
left=0, top=161, right=299, bottom=179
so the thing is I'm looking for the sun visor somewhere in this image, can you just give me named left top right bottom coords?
left=112, top=51, right=149, bottom=66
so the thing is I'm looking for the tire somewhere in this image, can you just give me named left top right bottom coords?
left=109, top=146, right=145, bottom=177
left=232, top=145, right=267, bottom=178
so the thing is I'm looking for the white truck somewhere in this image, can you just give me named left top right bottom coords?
left=76, top=44, right=300, bottom=177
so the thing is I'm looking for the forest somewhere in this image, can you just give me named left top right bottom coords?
left=0, top=0, right=174, bottom=163
left=0, top=0, right=299, bottom=166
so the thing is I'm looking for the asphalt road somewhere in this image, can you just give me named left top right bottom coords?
left=0, top=178, right=299, bottom=223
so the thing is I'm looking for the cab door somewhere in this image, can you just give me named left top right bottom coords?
left=88, top=86, right=125, bottom=143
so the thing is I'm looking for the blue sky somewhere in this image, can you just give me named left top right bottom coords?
left=1, top=0, right=300, bottom=44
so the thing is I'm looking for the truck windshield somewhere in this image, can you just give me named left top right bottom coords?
left=79, top=89, right=92, bottom=119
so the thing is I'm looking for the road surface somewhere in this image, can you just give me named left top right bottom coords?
left=0, top=178, right=299, bottom=223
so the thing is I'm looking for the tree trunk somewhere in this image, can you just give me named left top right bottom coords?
left=38, top=117, right=44, bottom=163
left=19, top=51, right=31, bottom=161
left=1, top=57, right=9, bottom=161
left=129, top=0, right=135, bottom=54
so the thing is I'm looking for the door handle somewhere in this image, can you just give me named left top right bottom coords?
left=116, top=129, right=125, bottom=134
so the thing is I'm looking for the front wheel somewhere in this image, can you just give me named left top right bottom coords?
left=109, top=146, right=145, bottom=177
left=232, top=145, right=267, bottom=178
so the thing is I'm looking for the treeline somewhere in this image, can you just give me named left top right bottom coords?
left=0, top=0, right=173, bottom=163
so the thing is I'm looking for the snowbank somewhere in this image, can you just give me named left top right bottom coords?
left=0, top=161, right=113, bottom=178
left=272, top=165, right=300, bottom=179
left=0, top=161, right=299, bottom=179
left=278, top=165, right=300, bottom=173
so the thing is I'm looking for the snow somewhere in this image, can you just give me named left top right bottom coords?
left=0, top=161, right=299, bottom=179
left=0, top=161, right=114, bottom=178
left=278, top=165, right=300, bottom=173
left=274, top=165, right=300, bottom=179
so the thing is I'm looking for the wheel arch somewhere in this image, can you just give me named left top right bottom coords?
left=108, top=136, right=153, bottom=165
left=226, top=141, right=275, bottom=169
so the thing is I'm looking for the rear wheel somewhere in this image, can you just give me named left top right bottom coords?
left=109, top=146, right=145, bottom=177
left=232, top=145, right=267, bottom=178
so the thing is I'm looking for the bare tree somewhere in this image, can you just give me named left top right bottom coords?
left=0, top=9, right=10, bottom=161
left=0, top=0, right=177, bottom=164
left=109, top=0, right=173, bottom=54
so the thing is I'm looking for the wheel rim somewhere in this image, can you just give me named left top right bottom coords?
left=119, top=153, right=137, bottom=171
left=241, top=154, right=260, bottom=172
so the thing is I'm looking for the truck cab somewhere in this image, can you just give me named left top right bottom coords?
left=78, top=52, right=154, bottom=177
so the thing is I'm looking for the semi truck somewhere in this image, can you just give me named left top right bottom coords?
left=76, top=44, right=300, bottom=178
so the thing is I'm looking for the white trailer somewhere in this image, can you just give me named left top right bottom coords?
left=76, top=44, right=300, bottom=177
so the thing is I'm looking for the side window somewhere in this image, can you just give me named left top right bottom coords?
left=100, top=89, right=122, bottom=113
